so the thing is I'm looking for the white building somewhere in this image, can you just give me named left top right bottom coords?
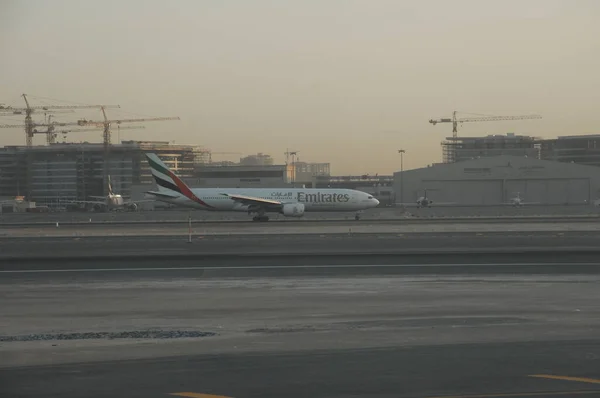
left=394, top=155, right=600, bottom=205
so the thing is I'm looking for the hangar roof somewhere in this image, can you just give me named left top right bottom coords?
left=395, top=155, right=600, bottom=180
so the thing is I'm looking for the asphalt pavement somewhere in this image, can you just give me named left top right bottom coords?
left=1, top=204, right=599, bottom=223
left=3, top=231, right=600, bottom=398
left=6, top=220, right=600, bottom=239
left=3, top=231, right=600, bottom=262
left=3, top=340, right=600, bottom=397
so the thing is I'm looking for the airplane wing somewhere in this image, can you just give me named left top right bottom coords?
left=395, top=202, right=456, bottom=207
left=123, top=199, right=155, bottom=205
left=221, top=193, right=283, bottom=207
left=501, top=202, right=541, bottom=206
left=64, top=200, right=107, bottom=205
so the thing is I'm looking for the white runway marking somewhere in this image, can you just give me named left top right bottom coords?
left=1, top=262, right=598, bottom=273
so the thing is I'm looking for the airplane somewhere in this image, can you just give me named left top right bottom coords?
left=396, top=189, right=454, bottom=208
left=503, top=192, right=539, bottom=207
left=67, top=176, right=154, bottom=212
left=144, top=153, right=380, bottom=221
left=0, top=196, right=25, bottom=204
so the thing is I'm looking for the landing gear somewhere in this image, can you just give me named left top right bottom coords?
left=355, top=213, right=361, bottom=221
left=250, top=207, right=269, bottom=222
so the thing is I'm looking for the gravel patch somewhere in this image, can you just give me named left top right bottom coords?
left=0, top=330, right=216, bottom=342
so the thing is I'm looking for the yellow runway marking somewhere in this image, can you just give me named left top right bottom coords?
left=530, top=374, right=600, bottom=385
left=428, top=390, right=600, bottom=397
left=170, top=393, right=232, bottom=398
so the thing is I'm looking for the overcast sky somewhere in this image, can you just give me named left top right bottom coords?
left=1, top=0, right=599, bottom=174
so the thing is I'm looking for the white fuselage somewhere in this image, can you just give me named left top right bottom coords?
left=107, top=194, right=125, bottom=208
left=91, top=194, right=128, bottom=211
left=155, top=188, right=378, bottom=212
left=416, top=197, right=432, bottom=207
left=510, top=197, right=523, bottom=206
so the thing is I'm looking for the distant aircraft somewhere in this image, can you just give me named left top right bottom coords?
left=144, top=153, right=380, bottom=221
left=397, top=189, right=455, bottom=208
left=504, top=192, right=539, bottom=207
left=0, top=196, right=25, bottom=204
left=67, top=176, right=154, bottom=212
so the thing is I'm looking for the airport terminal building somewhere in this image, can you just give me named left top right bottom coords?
left=394, top=155, right=600, bottom=205
left=0, top=141, right=208, bottom=208
left=189, top=164, right=294, bottom=188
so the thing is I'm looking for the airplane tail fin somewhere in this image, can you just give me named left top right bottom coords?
left=107, top=175, right=114, bottom=196
left=146, top=153, right=199, bottom=195
left=145, top=153, right=214, bottom=209
left=145, top=153, right=185, bottom=193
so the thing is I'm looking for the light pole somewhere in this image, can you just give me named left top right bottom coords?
left=398, top=149, right=405, bottom=205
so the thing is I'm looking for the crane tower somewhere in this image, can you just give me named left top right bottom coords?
left=429, top=111, right=542, bottom=163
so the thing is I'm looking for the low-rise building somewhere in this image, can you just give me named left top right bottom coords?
left=394, top=155, right=600, bottom=205
left=540, top=134, right=600, bottom=167
left=192, top=164, right=294, bottom=188
left=0, top=141, right=208, bottom=208
left=441, top=133, right=540, bottom=163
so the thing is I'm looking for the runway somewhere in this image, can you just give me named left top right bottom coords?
left=3, top=234, right=600, bottom=397
left=1, top=205, right=599, bottom=224
left=3, top=231, right=600, bottom=263
left=2, top=214, right=600, bottom=228
left=3, top=219, right=600, bottom=238
left=4, top=341, right=600, bottom=398
left=2, top=268, right=600, bottom=397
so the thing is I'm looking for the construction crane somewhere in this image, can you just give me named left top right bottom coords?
left=52, top=126, right=145, bottom=144
left=429, top=111, right=542, bottom=139
left=429, top=111, right=543, bottom=164
left=0, top=108, right=75, bottom=116
left=76, top=107, right=180, bottom=195
left=0, top=122, right=145, bottom=144
left=45, top=113, right=147, bottom=144
left=0, top=120, right=84, bottom=144
left=76, top=107, right=180, bottom=147
left=6, top=94, right=121, bottom=146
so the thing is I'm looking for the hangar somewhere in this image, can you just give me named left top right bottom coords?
left=393, top=155, right=600, bottom=205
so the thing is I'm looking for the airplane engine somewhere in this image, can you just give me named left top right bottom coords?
left=281, top=203, right=305, bottom=217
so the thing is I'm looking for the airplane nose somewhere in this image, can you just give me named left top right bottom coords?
left=373, top=198, right=380, bottom=207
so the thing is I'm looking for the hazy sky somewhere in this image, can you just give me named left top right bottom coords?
left=1, top=0, right=599, bottom=174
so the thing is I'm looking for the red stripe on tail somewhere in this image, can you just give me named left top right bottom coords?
left=167, top=170, right=214, bottom=209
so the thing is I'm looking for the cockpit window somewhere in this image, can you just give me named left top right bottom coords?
left=368, top=196, right=373, bottom=199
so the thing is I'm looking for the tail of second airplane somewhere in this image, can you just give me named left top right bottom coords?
left=107, top=175, right=114, bottom=196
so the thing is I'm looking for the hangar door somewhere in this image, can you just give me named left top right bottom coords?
left=505, top=178, right=590, bottom=204
left=422, top=180, right=503, bottom=205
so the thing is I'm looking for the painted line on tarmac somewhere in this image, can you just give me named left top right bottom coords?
left=170, top=393, right=232, bottom=398
left=428, top=390, right=600, bottom=397
left=530, top=374, right=600, bottom=384
left=1, top=262, right=599, bottom=273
